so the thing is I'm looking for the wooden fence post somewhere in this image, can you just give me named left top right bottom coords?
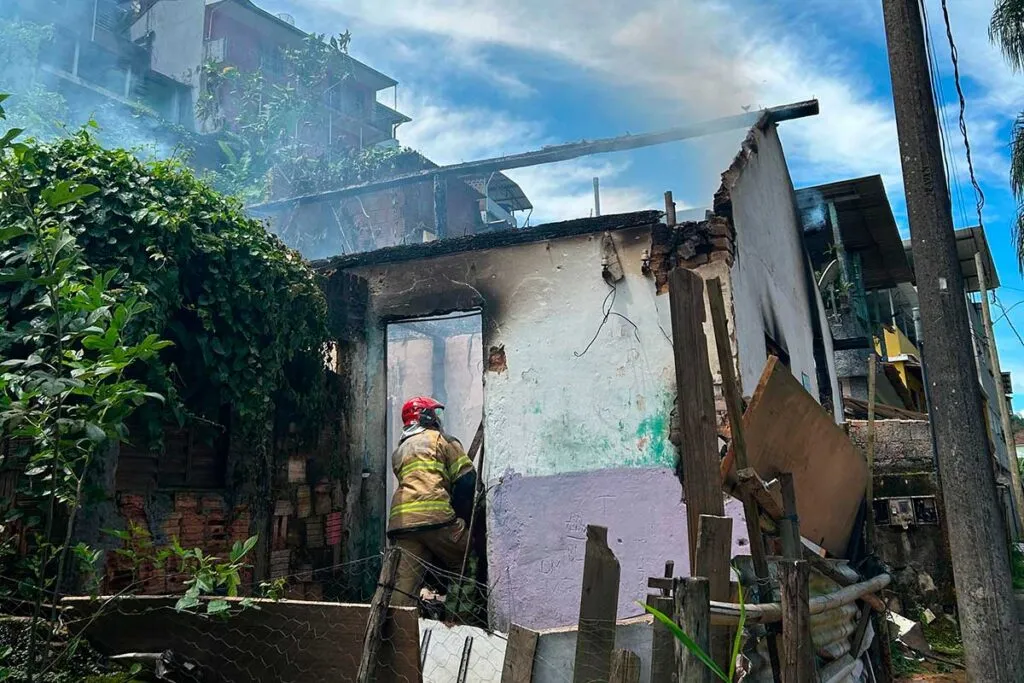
left=676, top=577, right=714, bottom=683
left=707, top=277, right=781, bottom=682
left=357, top=548, right=401, bottom=683
left=779, top=560, right=815, bottom=683
left=609, top=649, right=641, bottom=683
left=649, top=594, right=676, bottom=682
left=501, top=624, right=539, bottom=683
left=572, top=525, right=620, bottom=683
left=668, top=268, right=725, bottom=571
left=649, top=561, right=676, bottom=682
left=695, top=514, right=734, bottom=670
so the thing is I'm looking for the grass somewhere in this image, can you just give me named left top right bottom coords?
left=1011, top=543, right=1024, bottom=590
left=639, top=578, right=746, bottom=682
left=921, top=615, right=963, bottom=660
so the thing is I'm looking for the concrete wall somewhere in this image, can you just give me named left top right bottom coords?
left=725, top=125, right=821, bottom=399
left=131, top=0, right=205, bottom=111
left=532, top=619, right=654, bottom=683
left=848, top=419, right=955, bottom=613
left=345, top=224, right=753, bottom=630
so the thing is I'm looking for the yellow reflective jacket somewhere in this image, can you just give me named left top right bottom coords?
left=388, top=429, right=474, bottom=533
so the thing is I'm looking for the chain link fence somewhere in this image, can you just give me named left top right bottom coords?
left=0, top=546, right=592, bottom=682
left=20, top=549, right=568, bottom=682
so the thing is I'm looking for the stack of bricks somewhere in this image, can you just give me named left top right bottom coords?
left=649, top=216, right=737, bottom=294
left=675, top=215, right=736, bottom=270
left=105, top=492, right=252, bottom=596
left=270, top=450, right=347, bottom=600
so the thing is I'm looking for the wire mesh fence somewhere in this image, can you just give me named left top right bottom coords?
left=0, top=546, right=592, bottom=682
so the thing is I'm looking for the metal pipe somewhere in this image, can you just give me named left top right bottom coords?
left=248, top=100, right=820, bottom=212
left=707, top=573, right=890, bottom=626
left=593, top=177, right=601, bottom=217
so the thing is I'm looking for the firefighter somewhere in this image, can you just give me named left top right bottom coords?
left=388, top=396, right=477, bottom=607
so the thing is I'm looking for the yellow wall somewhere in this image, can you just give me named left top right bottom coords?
left=875, top=325, right=926, bottom=411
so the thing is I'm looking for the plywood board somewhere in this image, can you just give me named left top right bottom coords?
left=721, top=356, right=867, bottom=556
left=63, top=596, right=422, bottom=683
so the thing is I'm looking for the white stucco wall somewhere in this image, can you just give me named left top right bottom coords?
left=341, top=125, right=838, bottom=630
left=726, top=125, right=822, bottom=399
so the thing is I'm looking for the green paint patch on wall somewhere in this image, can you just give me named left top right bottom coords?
left=525, top=391, right=676, bottom=477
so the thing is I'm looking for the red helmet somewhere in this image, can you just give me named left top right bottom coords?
left=401, top=396, right=444, bottom=428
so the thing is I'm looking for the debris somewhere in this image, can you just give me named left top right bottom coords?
left=487, top=345, right=507, bottom=373
left=721, top=356, right=868, bottom=556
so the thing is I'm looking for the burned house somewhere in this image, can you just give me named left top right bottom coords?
left=317, top=116, right=842, bottom=631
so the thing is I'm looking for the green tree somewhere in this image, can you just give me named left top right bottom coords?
left=0, top=96, right=171, bottom=677
left=198, top=32, right=419, bottom=203
left=991, top=2, right=1024, bottom=266
left=0, top=19, right=69, bottom=139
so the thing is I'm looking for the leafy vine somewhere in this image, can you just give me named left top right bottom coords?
left=0, top=126, right=332, bottom=451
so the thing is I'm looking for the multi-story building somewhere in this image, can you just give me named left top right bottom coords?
left=1, top=0, right=193, bottom=132
left=798, top=176, right=1022, bottom=605
left=132, top=0, right=410, bottom=146
left=130, top=0, right=530, bottom=256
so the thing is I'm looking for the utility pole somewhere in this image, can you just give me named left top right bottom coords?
left=881, top=1, right=1023, bottom=678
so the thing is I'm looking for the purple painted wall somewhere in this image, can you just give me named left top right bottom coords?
left=487, top=467, right=749, bottom=631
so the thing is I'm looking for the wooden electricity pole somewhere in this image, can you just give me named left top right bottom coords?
left=881, top=0, right=1023, bottom=678
left=975, top=252, right=1024, bottom=539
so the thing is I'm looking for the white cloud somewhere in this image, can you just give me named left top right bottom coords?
left=396, top=91, right=657, bottom=223
left=280, top=0, right=1016, bottom=228
left=287, top=0, right=913, bottom=203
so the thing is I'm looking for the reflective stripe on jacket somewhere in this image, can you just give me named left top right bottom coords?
left=388, top=429, right=475, bottom=533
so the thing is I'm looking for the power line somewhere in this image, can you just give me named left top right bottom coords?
left=994, top=295, right=1024, bottom=347
left=921, top=0, right=970, bottom=229
left=939, top=0, right=987, bottom=233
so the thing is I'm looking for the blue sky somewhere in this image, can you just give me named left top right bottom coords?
left=258, top=0, right=1024, bottom=409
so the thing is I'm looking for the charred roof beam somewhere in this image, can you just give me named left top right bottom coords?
left=249, top=100, right=820, bottom=213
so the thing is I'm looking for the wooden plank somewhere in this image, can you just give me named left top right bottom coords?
left=851, top=603, right=872, bottom=657
left=609, top=649, right=641, bottom=683
left=63, top=595, right=421, bottom=683
left=572, top=525, right=620, bottom=683
left=648, top=594, right=676, bottom=683
left=501, top=624, right=538, bottom=683
left=780, top=560, right=815, bottom=683
left=866, top=353, right=877, bottom=551
left=357, top=548, right=402, bottom=683
left=648, top=577, right=675, bottom=592
left=720, top=355, right=869, bottom=556
left=706, top=277, right=781, bottom=683
left=779, top=473, right=800, bottom=559
left=735, top=468, right=784, bottom=520
left=668, top=268, right=725, bottom=572
left=676, top=577, right=713, bottom=683
left=695, top=515, right=733, bottom=670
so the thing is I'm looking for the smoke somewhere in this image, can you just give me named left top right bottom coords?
left=275, top=0, right=905, bottom=208
left=799, top=189, right=828, bottom=232
left=0, top=0, right=180, bottom=159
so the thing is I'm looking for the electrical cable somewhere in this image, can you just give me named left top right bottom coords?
left=940, top=0, right=987, bottom=233
left=994, top=295, right=1024, bottom=347
left=573, top=280, right=641, bottom=358
left=921, top=0, right=970, bottom=229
